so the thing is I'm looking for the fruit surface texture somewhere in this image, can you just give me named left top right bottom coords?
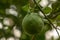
left=22, top=13, right=44, bottom=35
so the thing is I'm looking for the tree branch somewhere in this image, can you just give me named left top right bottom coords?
left=33, top=0, right=60, bottom=37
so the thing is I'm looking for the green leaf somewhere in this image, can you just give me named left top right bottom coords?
left=43, top=7, right=52, bottom=14
left=21, top=33, right=27, bottom=39
left=47, top=1, right=60, bottom=19
left=22, top=4, right=29, bottom=12
left=35, top=34, right=45, bottom=40
left=40, top=24, right=52, bottom=34
left=52, top=1, right=60, bottom=12
left=56, top=15, right=60, bottom=26
left=21, top=32, right=30, bottom=40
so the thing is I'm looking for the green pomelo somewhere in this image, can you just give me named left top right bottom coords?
left=22, top=13, right=44, bottom=35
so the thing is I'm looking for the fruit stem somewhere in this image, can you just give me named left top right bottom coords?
left=31, top=35, right=35, bottom=40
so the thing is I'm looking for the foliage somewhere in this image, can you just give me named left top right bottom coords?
left=0, top=0, right=60, bottom=40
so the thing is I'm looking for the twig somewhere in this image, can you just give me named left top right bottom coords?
left=33, top=0, right=60, bottom=37
left=56, top=25, right=60, bottom=38
left=55, top=28, right=60, bottom=37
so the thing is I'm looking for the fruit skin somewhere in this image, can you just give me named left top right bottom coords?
left=22, top=13, right=44, bottom=35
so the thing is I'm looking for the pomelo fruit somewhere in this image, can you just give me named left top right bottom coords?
left=22, top=13, right=44, bottom=35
